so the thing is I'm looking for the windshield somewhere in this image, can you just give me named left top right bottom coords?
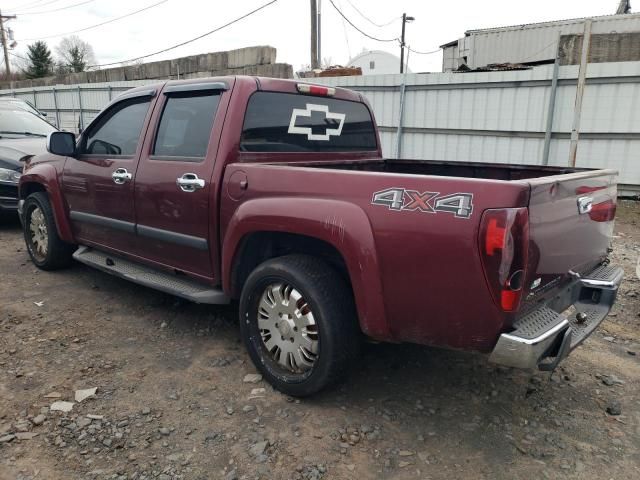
left=0, top=108, right=56, bottom=137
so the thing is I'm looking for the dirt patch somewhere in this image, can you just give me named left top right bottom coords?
left=1, top=202, right=639, bottom=480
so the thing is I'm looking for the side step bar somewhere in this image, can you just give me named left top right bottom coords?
left=72, top=246, right=230, bottom=305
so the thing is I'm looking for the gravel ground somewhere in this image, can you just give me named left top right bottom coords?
left=1, top=200, right=639, bottom=480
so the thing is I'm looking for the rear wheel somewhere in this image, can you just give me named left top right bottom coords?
left=23, top=192, right=74, bottom=270
left=239, top=254, right=360, bottom=397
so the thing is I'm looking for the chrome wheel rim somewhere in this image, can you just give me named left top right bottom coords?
left=29, top=206, right=48, bottom=261
left=258, top=282, right=319, bottom=373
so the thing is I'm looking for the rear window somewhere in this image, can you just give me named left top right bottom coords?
left=240, top=92, right=377, bottom=152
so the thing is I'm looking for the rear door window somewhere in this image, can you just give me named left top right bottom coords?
left=240, top=92, right=377, bottom=152
left=153, top=91, right=221, bottom=159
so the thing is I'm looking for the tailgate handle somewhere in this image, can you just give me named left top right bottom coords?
left=577, top=196, right=593, bottom=215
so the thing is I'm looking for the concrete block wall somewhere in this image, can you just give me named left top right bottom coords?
left=559, top=32, right=640, bottom=65
left=0, top=46, right=289, bottom=89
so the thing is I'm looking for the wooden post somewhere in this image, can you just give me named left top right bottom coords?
left=310, top=0, right=318, bottom=69
left=542, top=33, right=561, bottom=166
left=568, top=19, right=592, bottom=167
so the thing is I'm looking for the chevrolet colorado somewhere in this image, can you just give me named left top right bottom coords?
left=19, top=76, right=623, bottom=396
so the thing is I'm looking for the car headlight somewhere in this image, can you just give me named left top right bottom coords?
left=0, top=167, right=21, bottom=183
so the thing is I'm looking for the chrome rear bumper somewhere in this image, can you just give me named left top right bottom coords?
left=489, top=264, right=624, bottom=371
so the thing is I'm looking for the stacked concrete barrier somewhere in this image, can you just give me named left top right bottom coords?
left=0, top=46, right=292, bottom=89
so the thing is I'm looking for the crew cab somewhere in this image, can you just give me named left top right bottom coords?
left=19, top=76, right=623, bottom=396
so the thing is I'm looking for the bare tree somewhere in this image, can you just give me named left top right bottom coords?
left=55, top=36, right=95, bottom=73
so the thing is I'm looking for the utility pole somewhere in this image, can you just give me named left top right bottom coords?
left=616, top=0, right=631, bottom=14
left=400, top=13, right=414, bottom=73
left=317, top=0, right=322, bottom=68
left=0, top=10, right=16, bottom=77
left=310, top=0, right=319, bottom=69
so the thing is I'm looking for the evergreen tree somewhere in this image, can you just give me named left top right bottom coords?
left=25, top=41, right=54, bottom=79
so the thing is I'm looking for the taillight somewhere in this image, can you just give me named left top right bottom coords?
left=479, top=208, right=529, bottom=312
left=296, top=83, right=336, bottom=96
left=589, top=199, right=616, bottom=222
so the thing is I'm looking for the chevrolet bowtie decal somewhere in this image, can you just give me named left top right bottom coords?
left=287, top=103, right=346, bottom=141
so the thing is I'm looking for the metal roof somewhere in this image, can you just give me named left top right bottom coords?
left=439, top=39, right=459, bottom=49
left=465, top=12, right=640, bottom=34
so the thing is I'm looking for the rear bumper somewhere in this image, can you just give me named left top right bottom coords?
left=489, top=263, right=624, bottom=370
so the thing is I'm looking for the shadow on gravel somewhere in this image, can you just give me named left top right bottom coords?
left=0, top=213, right=21, bottom=231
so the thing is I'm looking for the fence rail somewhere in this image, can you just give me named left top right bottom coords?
left=0, top=80, right=156, bottom=132
left=316, top=61, right=640, bottom=195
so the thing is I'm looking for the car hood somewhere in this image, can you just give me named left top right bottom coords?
left=0, top=137, right=48, bottom=171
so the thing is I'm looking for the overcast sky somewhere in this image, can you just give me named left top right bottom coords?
left=4, top=0, right=631, bottom=73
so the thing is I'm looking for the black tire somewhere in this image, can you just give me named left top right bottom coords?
left=239, top=254, right=360, bottom=397
left=23, top=192, right=75, bottom=270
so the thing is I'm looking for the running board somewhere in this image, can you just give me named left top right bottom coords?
left=72, top=246, right=230, bottom=304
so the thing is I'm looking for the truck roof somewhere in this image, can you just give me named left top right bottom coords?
left=120, top=76, right=364, bottom=104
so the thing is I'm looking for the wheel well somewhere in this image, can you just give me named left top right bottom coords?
left=20, top=182, right=46, bottom=199
left=231, top=232, right=351, bottom=299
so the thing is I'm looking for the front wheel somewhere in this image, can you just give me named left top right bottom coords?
left=239, top=254, right=360, bottom=397
left=23, top=192, right=75, bottom=270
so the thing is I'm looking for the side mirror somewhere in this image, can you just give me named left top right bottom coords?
left=47, top=131, right=76, bottom=157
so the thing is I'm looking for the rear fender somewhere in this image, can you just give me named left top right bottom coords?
left=19, top=164, right=74, bottom=243
left=222, top=197, right=389, bottom=340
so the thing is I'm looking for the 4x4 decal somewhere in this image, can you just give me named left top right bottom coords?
left=372, top=188, right=473, bottom=219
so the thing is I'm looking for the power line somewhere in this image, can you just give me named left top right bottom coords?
left=87, top=0, right=279, bottom=68
left=11, top=0, right=62, bottom=12
left=518, top=39, right=558, bottom=63
left=18, top=0, right=169, bottom=41
left=9, top=50, right=28, bottom=61
left=11, top=0, right=95, bottom=16
left=407, top=46, right=440, bottom=55
left=344, top=0, right=398, bottom=28
left=328, top=0, right=398, bottom=43
left=5, top=0, right=58, bottom=11
left=335, top=0, right=351, bottom=59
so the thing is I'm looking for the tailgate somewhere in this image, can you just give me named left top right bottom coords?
left=524, top=169, right=617, bottom=303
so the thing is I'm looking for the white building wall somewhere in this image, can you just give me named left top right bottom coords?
left=443, top=13, right=640, bottom=71
left=347, top=50, right=406, bottom=75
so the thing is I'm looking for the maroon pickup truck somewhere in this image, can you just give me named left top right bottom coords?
left=19, top=76, right=623, bottom=396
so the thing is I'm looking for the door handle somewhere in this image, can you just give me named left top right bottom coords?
left=176, top=173, right=205, bottom=192
left=112, top=168, right=132, bottom=184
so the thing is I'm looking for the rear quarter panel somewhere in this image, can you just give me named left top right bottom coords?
left=221, top=163, right=531, bottom=351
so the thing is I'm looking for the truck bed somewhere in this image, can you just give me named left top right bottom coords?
left=224, top=157, right=617, bottom=352
left=300, top=158, right=587, bottom=181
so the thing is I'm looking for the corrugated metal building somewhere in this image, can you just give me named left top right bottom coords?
left=442, top=13, right=640, bottom=71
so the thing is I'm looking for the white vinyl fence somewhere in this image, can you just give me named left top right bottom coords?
left=1, top=62, right=639, bottom=194
left=316, top=62, right=640, bottom=195
left=0, top=80, right=157, bottom=132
